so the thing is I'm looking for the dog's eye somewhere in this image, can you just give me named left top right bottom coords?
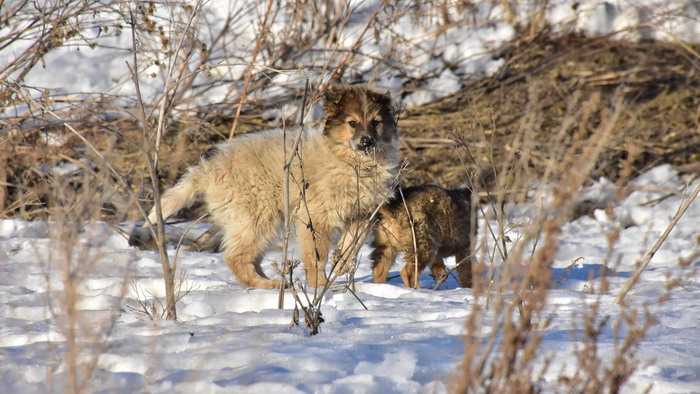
left=370, top=119, right=380, bottom=129
left=348, top=120, right=358, bottom=129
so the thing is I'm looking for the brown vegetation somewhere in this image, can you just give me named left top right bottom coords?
left=400, top=32, right=700, bottom=191
left=3, top=33, right=699, bottom=220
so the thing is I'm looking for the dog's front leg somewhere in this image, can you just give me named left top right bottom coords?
left=332, top=220, right=368, bottom=277
left=297, top=222, right=330, bottom=288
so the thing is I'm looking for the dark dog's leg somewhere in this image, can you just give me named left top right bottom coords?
left=455, top=250, right=473, bottom=288
left=370, top=242, right=396, bottom=283
left=369, top=224, right=398, bottom=283
left=400, top=248, right=434, bottom=289
left=429, top=258, right=448, bottom=283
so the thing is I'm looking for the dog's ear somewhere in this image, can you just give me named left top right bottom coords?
left=369, top=90, right=396, bottom=124
left=322, top=85, right=347, bottom=120
left=369, top=90, right=391, bottom=109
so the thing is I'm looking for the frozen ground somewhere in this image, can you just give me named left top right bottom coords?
left=0, top=164, right=698, bottom=393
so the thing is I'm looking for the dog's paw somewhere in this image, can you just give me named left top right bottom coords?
left=128, top=225, right=154, bottom=250
left=186, top=228, right=223, bottom=252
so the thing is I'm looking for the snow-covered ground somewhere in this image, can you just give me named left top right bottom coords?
left=0, top=164, right=698, bottom=393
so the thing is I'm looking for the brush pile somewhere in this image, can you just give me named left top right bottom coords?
left=400, top=32, right=700, bottom=189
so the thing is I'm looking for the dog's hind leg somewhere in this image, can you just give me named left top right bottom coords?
left=222, top=222, right=281, bottom=289
left=224, top=250, right=281, bottom=289
left=455, top=250, right=473, bottom=288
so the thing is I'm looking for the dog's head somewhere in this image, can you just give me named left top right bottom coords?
left=322, top=85, right=398, bottom=162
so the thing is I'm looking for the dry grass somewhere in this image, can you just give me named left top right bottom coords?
left=42, top=160, right=134, bottom=394
left=400, top=32, right=700, bottom=191
left=4, top=32, right=700, bottom=220
left=447, top=86, right=695, bottom=393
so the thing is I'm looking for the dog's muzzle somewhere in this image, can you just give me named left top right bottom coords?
left=358, top=135, right=375, bottom=153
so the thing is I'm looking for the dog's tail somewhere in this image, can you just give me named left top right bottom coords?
left=146, top=166, right=202, bottom=226
left=128, top=166, right=204, bottom=249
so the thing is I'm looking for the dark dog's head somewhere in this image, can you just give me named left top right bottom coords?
left=322, top=85, right=399, bottom=163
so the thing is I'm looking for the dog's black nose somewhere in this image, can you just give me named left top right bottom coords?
left=358, top=135, right=375, bottom=150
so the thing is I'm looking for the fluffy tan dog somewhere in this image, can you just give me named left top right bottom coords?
left=370, top=185, right=473, bottom=288
left=142, top=85, right=399, bottom=289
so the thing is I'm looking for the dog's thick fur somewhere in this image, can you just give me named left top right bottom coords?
left=144, top=85, right=399, bottom=288
left=370, top=185, right=473, bottom=288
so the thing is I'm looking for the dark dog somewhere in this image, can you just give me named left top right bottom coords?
left=370, top=185, right=473, bottom=288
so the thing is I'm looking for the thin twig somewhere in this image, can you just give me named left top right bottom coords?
left=228, top=0, right=274, bottom=139
left=279, top=80, right=310, bottom=309
left=398, top=186, right=420, bottom=288
left=616, top=182, right=700, bottom=304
